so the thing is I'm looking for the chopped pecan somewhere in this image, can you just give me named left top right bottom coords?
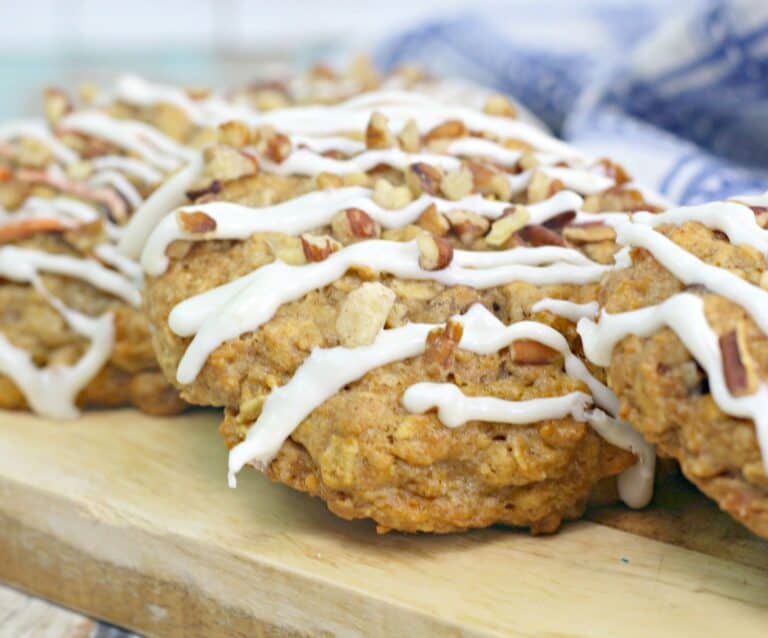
left=178, top=210, right=217, bottom=233
left=483, top=94, right=517, bottom=118
left=366, top=111, right=395, bottom=149
left=594, top=158, right=630, bottom=185
left=424, top=120, right=467, bottom=142
left=300, top=234, right=341, bottom=262
left=372, top=178, right=412, bottom=209
left=416, top=203, right=450, bottom=236
left=466, top=160, right=511, bottom=201
left=512, top=340, right=561, bottom=365
left=336, top=282, right=396, bottom=348
left=445, top=210, right=490, bottom=245
left=186, top=179, right=222, bottom=201
left=542, top=211, right=577, bottom=231
left=527, top=171, right=564, bottom=203
left=486, top=206, right=531, bottom=247
left=440, top=166, right=474, bottom=201
left=217, top=120, right=251, bottom=148
left=405, top=162, right=443, bottom=196
left=563, top=222, right=616, bottom=243
left=265, top=132, right=292, bottom=163
left=517, top=224, right=566, bottom=247
left=719, top=325, right=759, bottom=396
left=424, top=320, right=464, bottom=371
left=417, top=234, right=454, bottom=271
left=398, top=118, right=421, bottom=152
left=331, top=208, right=380, bottom=243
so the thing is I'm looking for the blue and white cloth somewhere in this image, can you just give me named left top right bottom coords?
left=376, top=0, right=768, bottom=204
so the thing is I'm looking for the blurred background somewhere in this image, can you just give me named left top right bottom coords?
left=1, top=0, right=766, bottom=201
left=0, top=0, right=493, bottom=119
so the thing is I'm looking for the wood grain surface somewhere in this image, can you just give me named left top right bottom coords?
left=0, top=408, right=766, bottom=637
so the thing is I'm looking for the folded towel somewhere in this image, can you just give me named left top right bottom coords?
left=376, top=0, right=768, bottom=203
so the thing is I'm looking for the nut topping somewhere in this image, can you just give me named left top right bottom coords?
left=398, top=118, right=421, bottom=152
left=217, top=120, right=251, bottom=148
left=178, top=210, right=217, bottom=233
left=512, top=340, right=561, bottom=365
left=336, top=282, right=396, bottom=348
left=331, top=207, right=381, bottom=243
left=424, top=119, right=467, bottom=142
left=265, top=132, right=292, bottom=163
left=417, top=234, right=454, bottom=271
left=300, top=234, right=341, bottom=262
left=517, top=224, right=566, bottom=247
left=372, top=178, right=412, bottom=209
left=719, top=325, right=759, bottom=396
left=424, top=320, right=464, bottom=371
left=440, top=165, right=474, bottom=201
left=366, top=111, right=396, bottom=149
left=563, top=222, right=617, bottom=243
left=405, top=162, right=443, bottom=196
left=416, top=203, right=450, bottom=236
left=445, top=210, right=490, bottom=245
left=486, top=206, right=531, bottom=247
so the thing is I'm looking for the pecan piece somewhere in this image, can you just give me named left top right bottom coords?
left=719, top=325, right=758, bottom=396
left=424, top=320, right=464, bottom=371
left=405, top=162, right=443, bottom=196
left=366, top=111, right=395, bottom=149
left=445, top=210, right=490, bottom=245
left=486, top=206, right=530, bottom=247
left=265, top=132, right=292, bottom=163
left=178, top=210, right=217, bottom=233
left=542, top=211, right=577, bottom=232
left=398, top=118, right=421, bottom=152
left=563, top=222, right=616, bottom=243
left=186, top=179, right=222, bottom=201
left=331, top=208, right=380, bottom=243
left=424, top=120, right=467, bottom=142
left=517, top=224, right=566, bottom=247
left=416, top=203, right=450, bottom=237
left=512, top=340, right=561, bottom=365
left=417, top=234, right=454, bottom=271
left=300, top=234, right=341, bottom=262
left=440, top=166, right=474, bottom=201
left=483, top=94, right=517, bottom=118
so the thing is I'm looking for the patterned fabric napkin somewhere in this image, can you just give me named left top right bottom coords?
left=376, top=0, right=768, bottom=203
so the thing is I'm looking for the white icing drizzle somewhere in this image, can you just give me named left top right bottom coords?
left=613, top=221, right=768, bottom=336
left=59, top=111, right=196, bottom=171
left=94, top=243, right=143, bottom=287
left=532, top=298, right=599, bottom=322
left=90, top=155, right=162, bottom=183
left=632, top=201, right=768, bottom=253
left=0, top=119, right=78, bottom=165
left=141, top=187, right=585, bottom=275
left=169, top=240, right=611, bottom=384
left=118, top=152, right=203, bottom=259
left=0, top=255, right=117, bottom=418
left=578, top=293, right=768, bottom=468
left=10, top=196, right=100, bottom=225
left=227, top=303, right=652, bottom=507
left=729, top=193, right=768, bottom=208
left=541, top=167, right=615, bottom=195
left=89, top=170, right=143, bottom=209
left=0, top=246, right=141, bottom=307
left=402, top=383, right=654, bottom=508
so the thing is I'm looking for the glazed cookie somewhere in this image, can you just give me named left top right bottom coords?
left=579, top=195, right=768, bottom=539
left=141, top=88, right=658, bottom=533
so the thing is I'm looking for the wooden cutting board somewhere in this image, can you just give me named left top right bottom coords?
left=0, top=409, right=766, bottom=638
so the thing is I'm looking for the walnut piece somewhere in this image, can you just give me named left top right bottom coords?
left=336, top=282, right=396, bottom=347
left=417, top=234, right=454, bottom=271
left=512, top=340, right=561, bottom=365
left=518, top=224, right=566, bottom=247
